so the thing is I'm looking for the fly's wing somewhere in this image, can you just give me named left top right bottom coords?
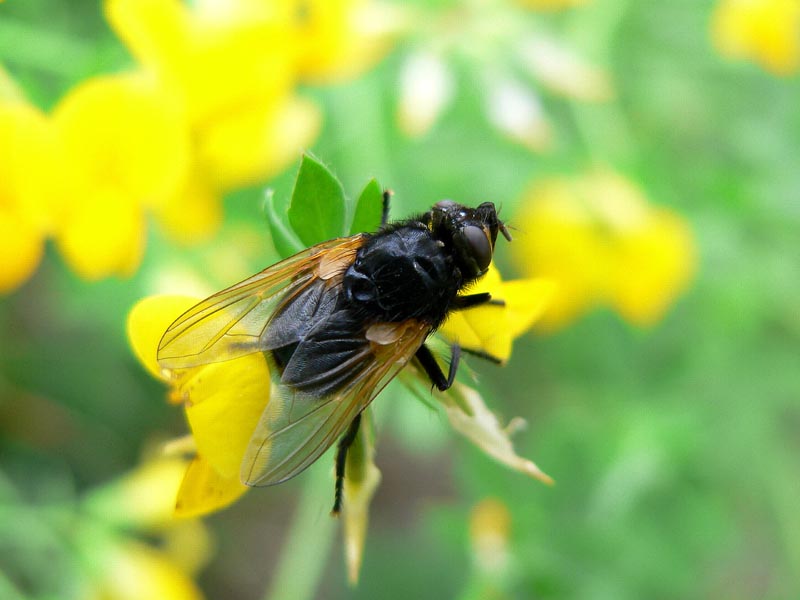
left=157, top=235, right=367, bottom=371
left=242, top=319, right=430, bottom=486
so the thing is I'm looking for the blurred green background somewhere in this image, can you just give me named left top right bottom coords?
left=1, top=0, right=799, bottom=598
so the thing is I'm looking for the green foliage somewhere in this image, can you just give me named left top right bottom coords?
left=350, top=179, right=385, bottom=235
left=287, top=153, right=348, bottom=247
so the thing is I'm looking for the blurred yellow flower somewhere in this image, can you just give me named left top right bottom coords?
left=295, top=0, right=403, bottom=82
left=712, top=0, right=800, bottom=75
left=439, top=264, right=556, bottom=363
left=0, top=99, right=59, bottom=293
left=127, top=295, right=256, bottom=516
left=106, top=0, right=397, bottom=196
left=80, top=456, right=212, bottom=600
left=52, top=73, right=192, bottom=280
left=511, top=170, right=696, bottom=329
left=469, top=498, right=512, bottom=576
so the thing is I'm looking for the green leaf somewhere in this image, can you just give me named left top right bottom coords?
left=287, top=153, right=347, bottom=247
left=350, top=178, right=384, bottom=235
left=263, top=189, right=304, bottom=259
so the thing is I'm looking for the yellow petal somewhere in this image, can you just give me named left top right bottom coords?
left=155, top=166, right=222, bottom=244
left=469, top=498, right=511, bottom=576
left=500, top=278, right=557, bottom=338
left=109, top=0, right=297, bottom=123
left=611, top=208, right=696, bottom=325
left=438, top=266, right=553, bottom=363
left=297, top=0, right=402, bottom=83
left=0, top=100, right=62, bottom=234
left=441, top=383, right=553, bottom=485
left=54, top=73, right=190, bottom=209
left=105, top=0, right=189, bottom=70
left=127, top=295, right=200, bottom=380
left=511, top=171, right=696, bottom=329
left=174, top=455, right=248, bottom=517
left=160, top=519, right=214, bottom=575
left=711, top=0, right=800, bottom=75
left=56, top=189, right=146, bottom=280
left=0, top=211, right=43, bottom=294
left=92, top=539, right=204, bottom=600
left=82, top=456, right=189, bottom=530
left=181, top=352, right=271, bottom=478
left=441, top=306, right=512, bottom=362
left=197, top=95, right=321, bottom=190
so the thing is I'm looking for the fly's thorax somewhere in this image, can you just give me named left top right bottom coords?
left=343, top=225, right=462, bottom=324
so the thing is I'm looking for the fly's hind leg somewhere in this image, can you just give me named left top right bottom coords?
left=415, top=343, right=461, bottom=391
left=331, top=412, right=362, bottom=516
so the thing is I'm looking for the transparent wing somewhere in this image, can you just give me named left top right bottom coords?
left=157, top=235, right=366, bottom=371
left=242, top=320, right=430, bottom=486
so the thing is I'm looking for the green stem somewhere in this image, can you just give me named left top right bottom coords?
left=263, top=464, right=338, bottom=600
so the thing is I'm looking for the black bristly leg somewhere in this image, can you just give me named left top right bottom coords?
left=461, top=347, right=503, bottom=365
left=331, top=412, right=362, bottom=516
left=381, top=190, right=392, bottom=227
left=415, top=343, right=461, bottom=392
left=453, top=292, right=491, bottom=310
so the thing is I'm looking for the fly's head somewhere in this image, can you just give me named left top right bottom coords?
left=426, top=200, right=511, bottom=281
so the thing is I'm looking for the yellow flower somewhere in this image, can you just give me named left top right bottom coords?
left=127, top=295, right=259, bottom=516
left=0, top=96, right=60, bottom=293
left=105, top=0, right=395, bottom=195
left=511, top=170, right=696, bottom=329
left=85, top=538, right=205, bottom=600
left=712, top=0, right=800, bottom=75
left=53, top=73, right=192, bottom=279
left=294, top=0, right=402, bottom=83
left=469, top=498, right=512, bottom=576
left=439, top=264, right=556, bottom=363
left=80, top=456, right=213, bottom=600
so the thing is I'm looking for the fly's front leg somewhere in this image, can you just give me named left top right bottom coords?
left=452, top=293, right=505, bottom=310
left=415, top=343, right=461, bottom=391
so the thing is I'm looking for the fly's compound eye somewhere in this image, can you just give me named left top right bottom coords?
left=461, top=225, right=493, bottom=273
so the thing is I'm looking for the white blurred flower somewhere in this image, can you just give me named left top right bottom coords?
left=519, top=35, right=613, bottom=100
left=485, top=75, right=552, bottom=151
left=394, top=0, right=611, bottom=152
left=398, top=51, right=456, bottom=137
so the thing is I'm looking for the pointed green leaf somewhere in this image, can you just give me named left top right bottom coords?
left=350, top=179, right=384, bottom=235
left=288, top=154, right=347, bottom=246
left=263, top=189, right=304, bottom=259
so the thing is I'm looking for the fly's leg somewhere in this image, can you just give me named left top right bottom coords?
left=415, top=343, right=461, bottom=391
left=452, top=293, right=505, bottom=310
left=331, top=412, right=362, bottom=516
left=381, top=189, right=392, bottom=227
left=450, top=293, right=504, bottom=363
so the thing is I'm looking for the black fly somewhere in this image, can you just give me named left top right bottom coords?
left=158, top=193, right=511, bottom=514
